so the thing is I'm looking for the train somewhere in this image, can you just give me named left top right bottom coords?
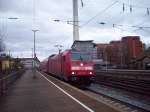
left=41, top=49, right=95, bottom=86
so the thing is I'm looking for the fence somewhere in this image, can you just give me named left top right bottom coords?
left=0, top=70, right=24, bottom=96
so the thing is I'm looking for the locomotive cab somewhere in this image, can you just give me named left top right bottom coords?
left=69, top=51, right=95, bottom=85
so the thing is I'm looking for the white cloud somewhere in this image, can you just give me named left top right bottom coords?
left=0, top=0, right=150, bottom=61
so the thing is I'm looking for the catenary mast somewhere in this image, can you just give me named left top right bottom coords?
left=73, top=0, right=79, bottom=41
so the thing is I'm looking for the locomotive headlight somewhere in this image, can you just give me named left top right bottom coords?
left=80, top=63, right=83, bottom=66
left=72, top=72, right=75, bottom=75
left=89, top=72, right=93, bottom=75
left=85, top=66, right=93, bottom=70
left=71, top=66, right=80, bottom=70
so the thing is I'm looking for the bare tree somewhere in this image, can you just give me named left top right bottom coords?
left=0, top=38, right=5, bottom=52
left=0, top=18, right=6, bottom=53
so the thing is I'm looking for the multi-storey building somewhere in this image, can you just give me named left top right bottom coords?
left=130, top=47, right=150, bottom=69
left=96, top=36, right=145, bottom=68
left=96, top=42, right=122, bottom=66
left=96, top=43, right=108, bottom=60
left=121, top=36, right=145, bottom=66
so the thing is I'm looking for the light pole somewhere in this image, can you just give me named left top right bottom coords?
left=32, top=29, right=38, bottom=78
left=31, top=48, right=33, bottom=69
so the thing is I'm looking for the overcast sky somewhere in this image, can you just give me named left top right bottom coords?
left=0, top=0, right=150, bottom=60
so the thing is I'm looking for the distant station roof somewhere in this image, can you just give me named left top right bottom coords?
left=19, top=57, right=40, bottom=63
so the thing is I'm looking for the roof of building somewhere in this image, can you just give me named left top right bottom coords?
left=0, top=55, right=12, bottom=61
left=122, top=36, right=140, bottom=40
left=19, top=57, right=40, bottom=62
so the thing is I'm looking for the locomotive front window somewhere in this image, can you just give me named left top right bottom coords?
left=70, top=53, right=92, bottom=62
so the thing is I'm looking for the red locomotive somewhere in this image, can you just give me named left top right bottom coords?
left=42, top=49, right=95, bottom=86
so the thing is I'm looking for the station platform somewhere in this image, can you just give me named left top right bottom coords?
left=0, top=70, right=120, bottom=112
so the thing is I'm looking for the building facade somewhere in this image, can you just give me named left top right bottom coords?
left=121, top=36, right=145, bottom=66
left=96, top=36, right=145, bottom=68
left=129, top=48, right=150, bottom=70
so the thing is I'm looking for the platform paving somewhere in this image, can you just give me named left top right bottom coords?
left=0, top=70, right=120, bottom=112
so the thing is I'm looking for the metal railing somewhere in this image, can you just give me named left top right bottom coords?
left=0, top=70, right=24, bottom=96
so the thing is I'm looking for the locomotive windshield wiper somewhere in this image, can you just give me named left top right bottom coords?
left=80, top=55, right=88, bottom=62
left=80, top=55, right=83, bottom=61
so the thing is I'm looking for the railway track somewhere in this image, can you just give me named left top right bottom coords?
left=86, top=84, right=150, bottom=112
left=95, top=69, right=150, bottom=96
left=90, top=69, right=150, bottom=111
left=96, top=77, right=150, bottom=96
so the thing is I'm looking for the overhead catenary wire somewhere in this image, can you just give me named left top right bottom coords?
left=119, top=0, right=150, bottom=15
left=12, top=0, right=149, bottom=35
left=123, top=3, right=125, bottom=12
left=53, top=19, right=81, bottom=27
left=99, top=22, right=150, bottom=29
left=80, top=0, right=150, bottom=28
left=140, top=28, right=150, bottom=34
left=147, top=8, right=149, bottom=15
left=131, top=27, right=150, bottom=34
left=74, top=0, right=150, bottom=34
left=81, top=0, right=84, bottom=7
left=80, top=0, right=119, bottom=27
left=127, top=14, right=150, bottom=32
left=133, top=18, right=149, bottom=27
left=99, top=21, right=150, bottom=34
left=118, top=0, right=150, bottom=9
left=52, top=0, right=149, bottom=30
